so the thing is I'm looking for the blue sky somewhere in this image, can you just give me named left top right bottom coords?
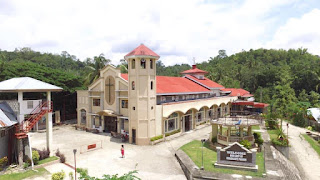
left=0, top=0, right=319, bottom=66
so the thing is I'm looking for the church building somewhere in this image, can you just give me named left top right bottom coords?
left=77, top=44, right=238, bottom=145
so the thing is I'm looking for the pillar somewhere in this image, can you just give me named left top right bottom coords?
left=17, top=91, right=24, bottom=123
left=17, top=139, right=23, bottom=166
left=46, top=91, right=53, bottom=155
left=212, top=124, right=218, bottom=139
left=219, top=125, right=222, bottom=135
left=227, top=126, right=231, bottom=137
left=192, top=110, right=195, bottom=129
left=248, top=126, right=252, bottom=136
left=240, top=126, right=243, bottom=138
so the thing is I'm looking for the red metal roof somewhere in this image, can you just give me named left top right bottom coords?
left=180, top=65, right=208, bottom=74
left=185, top=75, right=224, bottom=89
left=221, top=88, right=253, bottom=97
left=232, top=101, right=269, bottom=108
left=253, top=103, right=269, bottom=108
left=121, top=74, right=210, bottom=94
left=124, top=44, right=160, bottom=58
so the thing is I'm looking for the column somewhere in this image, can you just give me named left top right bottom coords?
left=17, top=91, right=24, bottom=123
left=248, top=126, right=252, bottom=136
left=17, top=139, right=23, bottom=166
left=212, top=124, right=218, bottom=139
left=219, top=125, right=222, bottom=135
left=46, top=91, right=53, bottom=155
left=240, top=126, right=243, bottom=138
left=227, top=126, right=231, bottom=136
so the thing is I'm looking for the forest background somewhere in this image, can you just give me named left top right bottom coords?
left=0, top=47, right=319, bottom=126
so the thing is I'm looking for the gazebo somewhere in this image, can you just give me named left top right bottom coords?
left=0, top=77, right=62, bottom=165
left=211, top=116, right=261, bottom=146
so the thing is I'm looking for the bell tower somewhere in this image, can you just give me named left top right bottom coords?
left=124, top=44, right=159, bottom=145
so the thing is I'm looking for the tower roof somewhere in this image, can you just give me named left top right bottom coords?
left=124, top=44, right=160, bottom=58
left=180, top=65, right=208, bottom=74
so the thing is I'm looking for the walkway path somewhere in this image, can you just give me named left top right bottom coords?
left=29, top=124, right=212, bottom=180
left=283, top=122, right=320, bottom=180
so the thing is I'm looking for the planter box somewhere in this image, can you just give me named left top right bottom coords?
left=150, top=138, right=163, bottom=145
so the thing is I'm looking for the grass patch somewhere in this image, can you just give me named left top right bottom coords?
left=252, top=125, right=260, bottom=130
left=180, top=140, right=265, bottom=177
left=302, top=134, right=320, bottom=157
left=0, top=167, right=49, bottom=180
left=38, top=156, right=59, bottom=165
left=267, top=129, right=278, bottom=140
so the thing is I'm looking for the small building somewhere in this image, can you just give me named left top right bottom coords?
left=0, top=77, right=62, bottom=165
left=307, top=108, right=320, bottom=129
left=211, top=116, right=261, bottom=146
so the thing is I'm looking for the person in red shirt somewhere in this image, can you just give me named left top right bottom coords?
left=121, top=145, right=124, bottom=158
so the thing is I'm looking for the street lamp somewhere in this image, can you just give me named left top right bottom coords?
left=73, top=149, right=77, bottom=180
left=201, top=139, right=206, bottom=170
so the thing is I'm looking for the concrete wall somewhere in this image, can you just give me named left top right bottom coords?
left=0, top=130, right=9, bottom=159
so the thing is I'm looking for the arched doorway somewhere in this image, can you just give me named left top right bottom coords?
left=183, top=110, right=193, bottom=132
left=80, top=109, right=86, bottom=125
left=164, top=112, right=179, bottom=133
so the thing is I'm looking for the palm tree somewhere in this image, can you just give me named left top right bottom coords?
left=84, top=53, right=110, bottom=86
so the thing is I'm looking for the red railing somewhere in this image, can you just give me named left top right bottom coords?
left=15, top=101, right=53, bottom=138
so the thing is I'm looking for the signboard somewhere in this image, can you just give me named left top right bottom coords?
left=88, top=144, right=96, bottom=150
left=215, top=142, right=257, bottom=170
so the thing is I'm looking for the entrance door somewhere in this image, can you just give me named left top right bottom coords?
left=104, top=116, right=117, bottom=132
left=132, top=129, right=136, bottom=144
left=184, top=115, right=191, bottom=132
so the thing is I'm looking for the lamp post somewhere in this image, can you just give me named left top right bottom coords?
left=286, top=123, right=289, bottom=146
left=73, top=149, right=77, bottom=180
left=201, top=139, right=206, bottom=170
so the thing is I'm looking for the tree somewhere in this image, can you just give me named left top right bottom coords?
left=84, top=53, right=111, bottom=86
left=309, top=91, right=320, bottom=107
left=298, top=90, right=309, bottom=102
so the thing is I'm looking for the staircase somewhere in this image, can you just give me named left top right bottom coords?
left=15, top=101, right=53, bottom=139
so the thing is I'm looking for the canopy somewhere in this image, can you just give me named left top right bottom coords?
left=97, top=110, right=119, bottom=117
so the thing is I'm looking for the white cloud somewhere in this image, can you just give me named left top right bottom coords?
left=0, top=0, right=317, bottom=66
left=265, top=8, right=320, bottom=55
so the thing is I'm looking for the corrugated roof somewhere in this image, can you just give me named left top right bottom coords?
left=308, top=108, right=320, bottom=123
left=0, top=102, right=17, bottom=123
left=124, top=44, right=160, bottom=58
left=0, top=109, right=16, bottom=127
left=0, top=77, right=63, bottom=92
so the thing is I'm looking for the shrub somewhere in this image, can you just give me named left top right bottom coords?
left=0, top=156, right=8, bottom=170
left=212, top=136, right=217, bottom=143
left=59, top=154, right=66, bottom=163
left=271, top=138, right=288, bottom=147
left=23, top=162, right=30, bottom=169
left=150, top=135, right=163, bottom=141
left=165, top=129, right=181, bottom=137
left=253, top=132, right=264, bottom=146
left=52, top=170, right=65, bottom=180
left=69, top=172, right=74, bottom=180
left=32, top=150, right=40, bottom=165
left=318, top=140, right=320, bottom=144
left=307, top=126, right=313, bottom=131
left=55, top=149, right=61, bottom=157
left=240, top=140, right=251, bottom=149
left=55, top=149, right=66, bottom=163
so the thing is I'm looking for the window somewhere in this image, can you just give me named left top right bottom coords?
left=150, top=59, right=153, bottom=69
left=27, top=101, right=33, bottom=109
left=141, top=58, right=146, bottom=69
left=161, top=96, right=166, bottom=102
left=168, top=119, right=175, bottom=131
left=132, top=81, right=135, bottom=90
left=132, top=59, right=135, bottom=69
left=93, top=99, right=100, bottom=106
left=175, top=96, right=179, bottom=101
left=121, top=100, right=128, bottom=108
left=133, top=107, right=135, bottom=110
left=151, top=81, right=153, bottom=90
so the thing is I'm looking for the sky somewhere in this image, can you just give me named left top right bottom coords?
left=0, top=0, right=320, bottom=66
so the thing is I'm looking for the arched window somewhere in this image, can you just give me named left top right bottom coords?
left=151, top=81, right=153, bottom=90
left=150, top=59, right=153, bottom=69
left=141, top=58, right=146, bottom=69
left=132, top=59, right=135, bottom=69
left=132, top=81, right=135, bottom=90
left=80, top=109, right=86, bottom=125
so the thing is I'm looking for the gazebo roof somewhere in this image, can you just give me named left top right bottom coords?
left=0, top=77, right=63, bottom=92
left=211, top=117, right=260, bottom=127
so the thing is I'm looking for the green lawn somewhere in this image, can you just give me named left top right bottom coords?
left=38, top=156, right=59, bottom=165
left=0, top=167, right=49, bottom=180
left=302, top=134, right=320, bottom=157
left=267, top=129, right=278, bottom=140
left=180, top=140, right=265, bottom=177
left=252, top=125, right=260, bottom=130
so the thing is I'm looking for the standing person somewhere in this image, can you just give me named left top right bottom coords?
left=121, top=145, right=124, bottom=158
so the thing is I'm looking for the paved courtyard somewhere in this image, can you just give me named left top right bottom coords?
left=29, top=124, right=212, bottom=180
